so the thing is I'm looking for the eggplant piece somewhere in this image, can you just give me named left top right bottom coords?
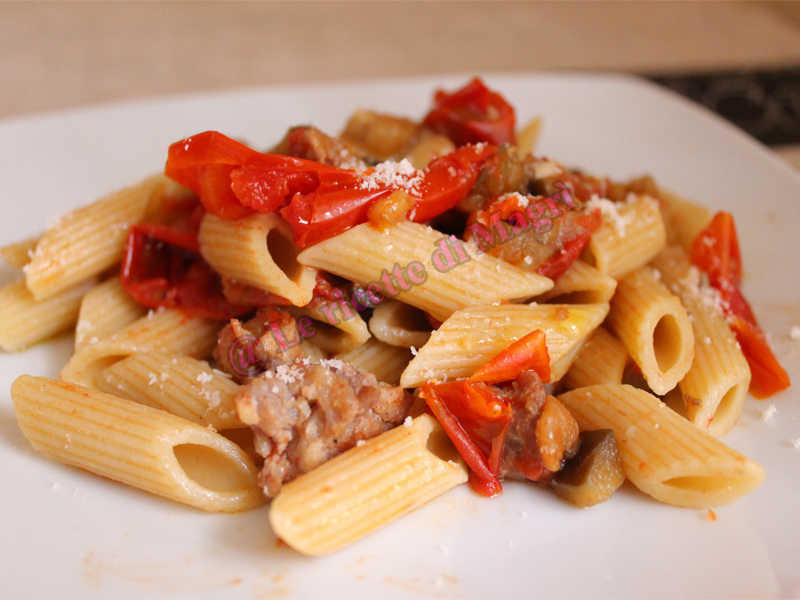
left=551, top=429, right=624, bottom=508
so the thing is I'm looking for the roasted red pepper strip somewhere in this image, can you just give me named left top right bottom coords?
left=121, top=223, right=251, bottom=320
left=469, top=329, right=551, bottom=384
left=419, top=381, right=512, bottom=497
left=423, top=78, right=516, bottom=146
left=536, top=209, right=602, bottom=280
left=690, top=212, right=790, bottom=398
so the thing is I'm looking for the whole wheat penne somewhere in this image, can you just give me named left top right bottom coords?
left=607, top=267, right=694, bottom=395
left=535, top=259, right=617, bottom=304
left=582, top=195, right=666, bottom=279
left=335, top=338, right=414, bottom=385
left=652, top=247, right=751, bottom=436
left=0, top=278, right=95, bottom=352
left=558, top=384, right=765, bottom=508
left=562, top=327, right=629, bottom=390
left=297, top=221, right=553, bottom=322
left=1, top=235, right=40, bottom=268
left=368, top=299, right=432, bottom=349
left=25, top=174, right=165, bottom=300
left=198, top=213, right=318, bottom=307
left=11, top=376, right=264, bottom=512
left=98, top=352, right=243, bottom=430
left=400, top=303, right=609, bottom=388
left=60, top=308, right=223, bottom=389
left=74, top=276, right=147, bottom=352
left=269, top=414, right=467, bottom=556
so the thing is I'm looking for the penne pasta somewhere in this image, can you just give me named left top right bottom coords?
left=98, top=352, right=243, bottom=430
left=198, top=212, right=318, bottom=307
left=535, top=259, right=617, bottom=305
left=1, top=235, right=40, bottom=268
left=400, top=303, right=609, bottom=388
left=368, top=299, right=432, bottom=349
left=335, top=338, right=414, bottom=385
left=74, top=276, right=148, bottom=352
left=561, top=326, right=629, bottom=390
left=25, top=174, right=165, bottom=300
left=297, top=220, right=553, bottom=322
left=582, top=195, right=666, bottom=279
left=516, top=115, right=543, bottom=156
left=289, top=302, right=371, bottom=354
left=558, top=384, right=765, bottom=508
left=657, top=188, right=712, bottom=251
left=12, top=375, right=264, bottom=512
left=60, top=308, right=223, bottom=389
left=269, top=414, right=467, bottom=556
left=607, top=267, right=694, bottom=395
left=652, top=247, right=751, bottom=437
left=0, top=278, right=95, bottom=352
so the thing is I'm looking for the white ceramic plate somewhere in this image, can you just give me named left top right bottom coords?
left=1, top=74, right=799, bottom=599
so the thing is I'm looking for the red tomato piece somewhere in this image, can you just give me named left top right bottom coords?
left=468, top=329, right=550, bottom=384
left=419, top=381, right=512, bottom=497
left=423, top=78, right=517, bottom=146
left=121, top=225, right=250, bottom=320
left=408, top=143, right=497, bottom=223
left=536, top=209, right=602, bottom=280
left=165, top=130, right=497, bottom=248
left=690, top=212, right=790, bottom=398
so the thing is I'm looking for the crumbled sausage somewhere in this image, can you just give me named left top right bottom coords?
left=235, top=359, right=413, bottom=498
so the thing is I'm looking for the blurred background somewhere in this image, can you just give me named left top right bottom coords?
left=3, top=1, right=800, bottom=169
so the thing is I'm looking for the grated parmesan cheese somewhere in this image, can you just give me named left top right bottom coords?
left=761, top=405, right=777, bottom=422
left=359, top=159, right=424, bottom=195
left=404, top=416, right=413, bottom=428
left=791, top=438, right=800, bottom=449
left=196, top=372, right=213, bottom=384
left=790, top=326, right=800, bottom=341
left=585, top=195, right=627, bottom=237
left=148, top=372, right=158, bottom=386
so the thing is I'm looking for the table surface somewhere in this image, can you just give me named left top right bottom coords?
left=3, top=1, right=800, bottom=170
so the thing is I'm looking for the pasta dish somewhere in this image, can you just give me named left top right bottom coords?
left=0, top=78, right=790, bottom=556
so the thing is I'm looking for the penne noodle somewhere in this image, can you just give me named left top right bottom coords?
left=652, top=247, right=751, bottom=437
left=562, top=326, right=629, bottom=390
left=1, top=235, right=40, bottom=268
left=558, top=384, right=765, bottom=508
left=607, top=267, right=694, bottom=395
left=535, top=259, right=617, bottom=305
left=658, top=188, right=711, bottom=251
left=12, top=375, right=264, bottom=512
left=289, top=303, right=371, bottom=354
left=60, top=308, right=223, bottom=389
left=98, top=352, right=243, bottom=430
left=297, top=220, right=553, bottom=322
left=25, top=174, right=165, bottom=300
left=400, top=303, right=609, bottom=388
left=516, top=115, right=543, bottom=155
left=368, top=299, right=432, bottom=349
left=0, top=278, right=95, bottom=352
left=582, top=195, right=666, bottom=279
left=74, top=276, right=147, bottom=352
left=269, top=414, right=467, bottom=556
left=335, top=338, right=414, bottom=386
left=198, top=212, right=318, bottom=307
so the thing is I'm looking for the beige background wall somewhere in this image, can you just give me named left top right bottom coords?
left=3, top=1, right=800, bottom=167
